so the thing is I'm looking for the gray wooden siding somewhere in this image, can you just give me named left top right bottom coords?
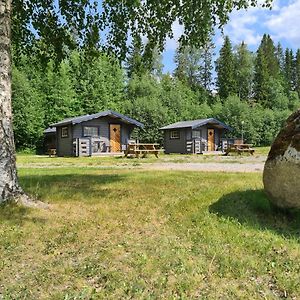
left=73, top=117, right=133, bottom=150
left=163, top=128, right=188, bottom=154
left=57, top=124, right=73, bottom=156
left=163, top=125, right=224, bottom=154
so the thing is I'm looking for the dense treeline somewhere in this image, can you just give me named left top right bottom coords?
left=12, top=34, right=300, bottom=150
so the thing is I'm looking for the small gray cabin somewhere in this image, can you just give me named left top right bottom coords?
left=44, top=110, right=144, bottom=157
left=160, top=118, right=232, bottom=154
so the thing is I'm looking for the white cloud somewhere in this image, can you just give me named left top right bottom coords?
left=265, top=0, right=300, bottom=46
left=165, top=20, right=184, bottom=51
left=221, top=7, right=264, bottom=47
left=226, top=14, right=261, bottom=46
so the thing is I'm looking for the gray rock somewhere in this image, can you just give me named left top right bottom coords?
left=263, top=109, right=300, bottom=209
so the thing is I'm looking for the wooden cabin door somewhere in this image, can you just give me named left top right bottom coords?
left=207, top=129, right=215, bottom=151
left=110, top=124, right=121, bottom=152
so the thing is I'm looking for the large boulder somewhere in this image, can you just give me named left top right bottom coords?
left=263, top=109, right=300, bottom=209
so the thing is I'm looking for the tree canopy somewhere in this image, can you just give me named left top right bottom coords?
left=12, top=0, right=273, bottom=62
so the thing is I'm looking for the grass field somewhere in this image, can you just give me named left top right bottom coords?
left=3, top=151, right=300, bottom=299
left=16, top=146, right=270, bottom=169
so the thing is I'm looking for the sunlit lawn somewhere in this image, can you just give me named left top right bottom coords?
left=16, top=146, right=270, bottom=169
left=1, top=162, right=300, bottom=299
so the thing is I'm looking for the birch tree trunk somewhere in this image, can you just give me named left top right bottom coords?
left=0, top=0, right=24, bottom=203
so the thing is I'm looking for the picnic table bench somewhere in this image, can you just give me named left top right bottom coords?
left=225, top=144, right=255, bottom=156
left=125, top=143, right=162, bottom=158
left=48, top=148, right=57, bottom=157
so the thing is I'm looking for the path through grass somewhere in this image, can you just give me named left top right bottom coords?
left=1, top=166, right=299, bottom=299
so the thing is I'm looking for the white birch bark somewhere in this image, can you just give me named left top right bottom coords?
left=0, top=0, right=23, bottom=203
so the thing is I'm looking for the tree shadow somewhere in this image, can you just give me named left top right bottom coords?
left=19, top=173, right=125, bottom=203
left=0, top=202, right=46, bottom=226
left=209, top=189, right=300, bottom=240
left=1, top=174, right=125, bottom=225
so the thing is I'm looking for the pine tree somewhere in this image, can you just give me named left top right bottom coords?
left=216, top=36, right=237, bottom=99
left=234, top=41, right=254, bottom=100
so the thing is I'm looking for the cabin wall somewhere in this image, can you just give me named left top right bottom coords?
left=163, top=128, right=188, bottom=154
left=163, top=126, right=224, bottom=154
left=57, top=125, right=73, bottom=156
left=194, top=125, right=222, bottom=151
left=72, top=117, right=134, bottom=154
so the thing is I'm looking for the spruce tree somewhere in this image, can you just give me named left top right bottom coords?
left=216, top=36, right=236, bottom=99
left=150, top=47, right=164, bottom=79
left=199, top=39, right=214, bottom=91
left=254, top=34, right=283, bottom=106
left=284, top=48, right=294, bottom=93
left=173, top=44, right=189, bottom=84
left=173, top=43, right=203, bottom=90
left=262, top=34, right=280, bottom=78
left=276, top=42, right=285, bottom=75
left=126, top=35, right=146, bottom=78
left=253, top=46, right=270, bottom=104
left=294, top=49, right=300, bottom=97
left=234, top=41, right=254, bottom=100
left=12, top=66, right=45, bottom=150
left=42, top=60, right=77, bottom=126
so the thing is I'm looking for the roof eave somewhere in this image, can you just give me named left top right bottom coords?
left=51, top=110, right=144, bottom=128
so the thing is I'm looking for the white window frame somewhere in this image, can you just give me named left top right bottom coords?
left=170, top=130, right=180, bottom=139
left=61, top=126, right=69, bottom=138
left=192, top=130, right=201, bottom=139
left=83, top=126, right=99, bottom=137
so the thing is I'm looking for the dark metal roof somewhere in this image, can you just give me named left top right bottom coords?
left=44, top=127, right=56, bottom=134
left=50, top=110, right=144, bottom=128
left=160, top=118, right=232, bottom=131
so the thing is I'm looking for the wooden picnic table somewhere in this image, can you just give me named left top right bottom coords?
left=125, top=143, right=162, bottom=158
left=225, top=143, right=255, bottom=156
left=48, top=148, right=57, bottom=157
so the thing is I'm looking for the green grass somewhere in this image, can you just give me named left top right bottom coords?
left=1, top=163, right=300, bottom=299
left=16, top=148, right=269, bottom=169
left=253, top=146, right=271, bottom=156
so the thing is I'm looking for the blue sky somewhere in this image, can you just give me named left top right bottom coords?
left=162, top=0, right=300, bottom=73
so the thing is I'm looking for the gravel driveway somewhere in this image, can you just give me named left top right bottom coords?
left=141, top=162, right=264, bottom=173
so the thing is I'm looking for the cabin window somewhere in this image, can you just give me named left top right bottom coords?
left=61, top=127, right=69, bottom=138
left=192, top=130, right=201, bottom=139
left=170, top=130, right=180, bottom=139
left=83, top=126, right=99, bottom=137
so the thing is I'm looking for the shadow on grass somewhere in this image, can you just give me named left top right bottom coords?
left=0, top=203, right=46, bottom=226
left=209, top=189, right=300, bottom=239
left=19, top=173, right=124, bottom=203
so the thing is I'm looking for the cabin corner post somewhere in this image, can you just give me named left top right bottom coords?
left=0, top=0, right=23, bottom=202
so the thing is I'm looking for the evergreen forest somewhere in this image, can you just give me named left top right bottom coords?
left=13, top=34, right=300, bottom=151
